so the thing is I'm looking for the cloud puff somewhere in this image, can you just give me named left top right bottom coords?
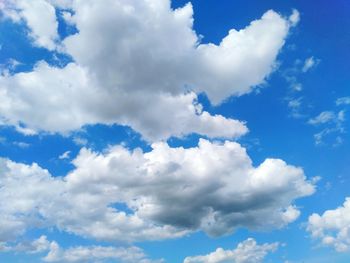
left=307, top=197, right=350, bottom=252
left=302, top=57, right=320, bottom=73
left=308, top=111, right=338, bottom=125
left=336, top=97, right=350, bottom=106
left=289, top=9, right=300, bottom=27
left=58, top=150, right=71, bottom=160
left=0, top=0, right=296, bottom=140
left=1, top=0, right=59, bottom=50
left=183, top=238, right=278, bottom=263
left=0, top=139, right=315, bottom=243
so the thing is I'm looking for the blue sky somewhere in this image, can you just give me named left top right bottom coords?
left=0, top=0, right=349, bottom=262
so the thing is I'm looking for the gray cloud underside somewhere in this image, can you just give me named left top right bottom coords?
left=0, top=139, right=314, bottom=243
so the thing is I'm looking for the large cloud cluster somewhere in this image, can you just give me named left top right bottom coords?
left=0, top=0, right=297, bottom=140
left=0, top=139, right=314, bottom=243
left=0, top=0, right=318, bottom=261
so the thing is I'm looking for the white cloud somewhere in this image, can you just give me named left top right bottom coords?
left=13, top=141, right=30, bottom=148
left=289, top=9, right=300, bottom=27
left=286, top=97, right=305, bottom=118
left=58, top=151, right=71, bottom=160
left=307, top=197, right=350, bottom=252
left=336, top=97, right=350, bottom=106
left=43, top=242, right=162, bottom=263
left=1, top=0, right=59, bottom=50
left=3, top=235, right=52, bottom=254
left=183, top=238, right=278, bottom=263
left=308, top=110, right=346, bottom=145
left=0, top=139, right=315, bottom=243
left=0, top=0, right=297, bottom=140
left=2, top=235, right=161, bottom=263
left=288, top=98, right=302, bottom=109
left=308, top=111, right=336, bottom=125
left=0, top=159, right=62, bottom=242
left=302, top=57, right=319, bottom=73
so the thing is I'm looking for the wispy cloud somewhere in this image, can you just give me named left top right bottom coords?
left=302, top=56, right=320, bottom=73
left=308, top=110, right=346, bottom=145
left=336, top=96, right=350, bottom=106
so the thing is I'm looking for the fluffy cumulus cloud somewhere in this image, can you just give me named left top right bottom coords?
left=0, top=0, right=297, bottom=140
left=0, top=1, right=314, bottom=260
left=307, top=198, right=350, bottom=252
left=0, top=0, right=58, bottom=50
left=1, top=236, right=161, bottom=263
left=0, top=63, right=247, bottom=140
left=183, top=238, right=278, bottom=263
left=0, top=139, right=315, bottom=243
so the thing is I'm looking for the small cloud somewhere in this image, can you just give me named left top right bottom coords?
left=308, top=111, right=336, bottom=125
left=72, top=136, right=88, bottom=146
left=7, top=59, right=22, bottom=70
left=288, top=97, right=302, bottom=109
left=336, top=96, right=350, bottom=106
left=289, top=9, right=300, bottom=27
left=338, top=110, right=346, bottom=122
left=309, top=110, right=346, bottom=145
left=59, top=151, right=71, bottom=160
left=184, top=238, right=279, bottom=263
left=291, top=83, right=303, bottom=92
left=286, top=97, right=306, bottom=119
left=14, top=125, right=37, bottom=136
left=333, top=136, right=344, bottom=147
left=302, top=56, right=320, bottom=73
left=13, top=141, right=30, bottom=148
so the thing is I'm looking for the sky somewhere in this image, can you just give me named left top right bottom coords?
left=0, top=0, right=349, bottom=262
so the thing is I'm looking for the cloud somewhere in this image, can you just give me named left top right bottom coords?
left=58, top=151, right=71, bottom=160
left=307, top=197, right=350, bottom=252
left=13, top=141, right=30, bottom=148
left=336, top=97, right=350, bottom=106
left=0, top=58, right=247, bottom=142
left=0, top=139, right=315, bottom=243
left=1, top=0, right=59, bottom=50
left=183, top=238, right=278, bottom=263
left=43, top=242, right=162, bottom=263
left=0, top=0, right=297, bottom=141
left=308, top=110, right=346, bottom=145
left=289, top=9, right=300, bottom=27
left=1, top=235, right=52, bottom=254
left=286, top=97, right=305, bottom=118
left=308, top=111, right=337, bottom=125
left=302, top=57, right=320, bottom=73
left=2, top=236, right=161, bottom=263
